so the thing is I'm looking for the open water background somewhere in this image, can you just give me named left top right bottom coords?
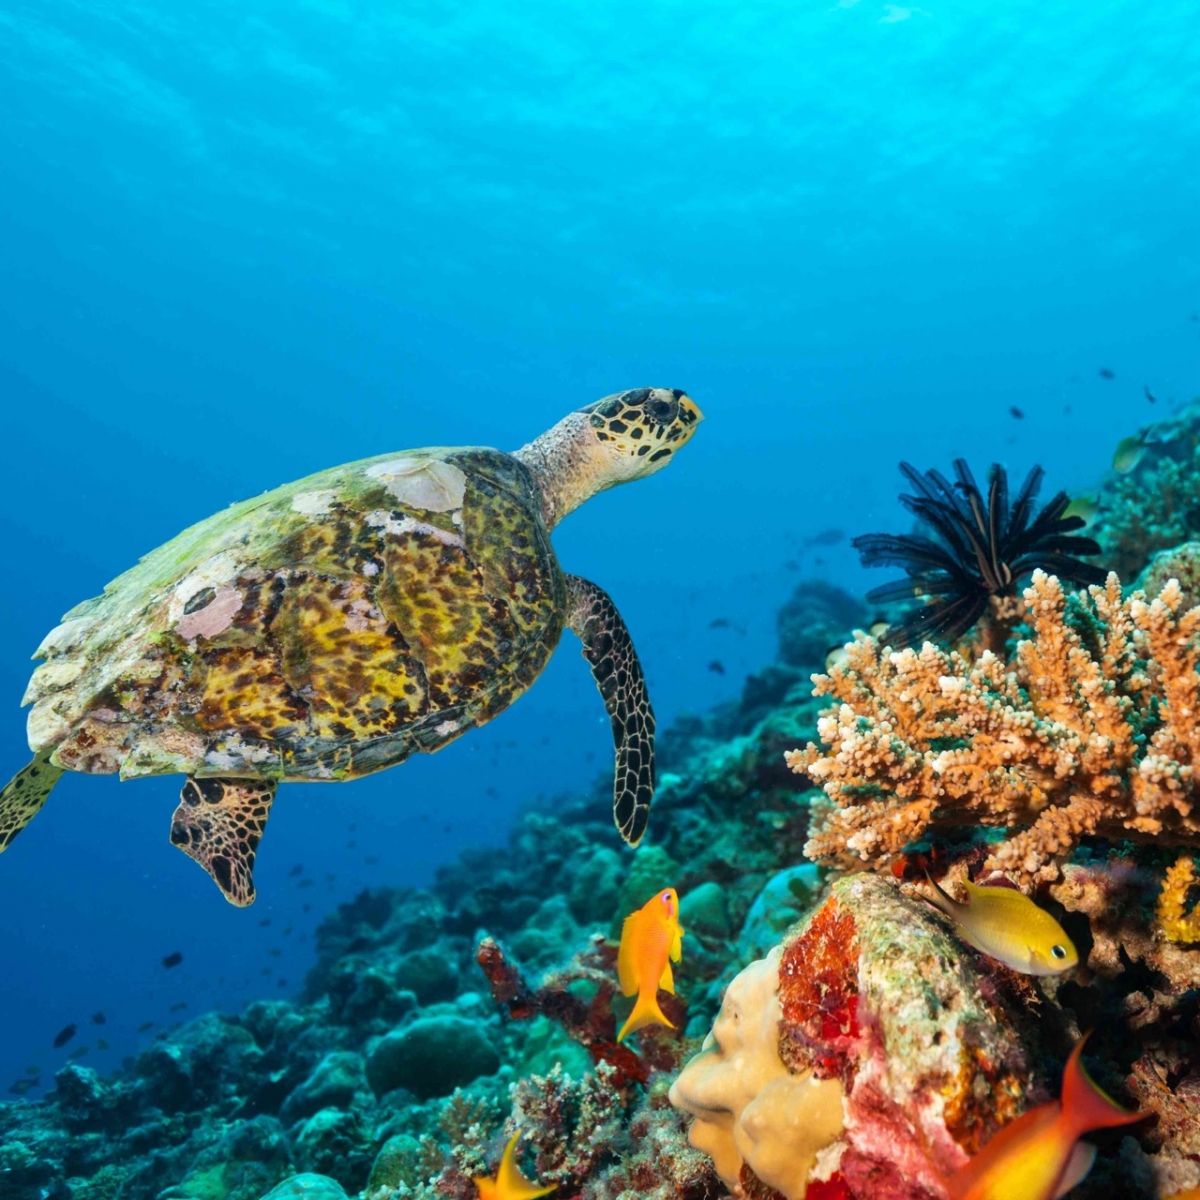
left=0, top=0, right=1197, bottom=1091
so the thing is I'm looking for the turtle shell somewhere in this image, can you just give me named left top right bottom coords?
left=24, top=448, right=566, bottom=783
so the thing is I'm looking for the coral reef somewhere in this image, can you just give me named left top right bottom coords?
left=1092, top=399, right=1200, bottom=582
left=791, top=570, right=1200, bottom=886
left=673, top=874, right=1044, bottom=1200
left=6, top=442, right=1200, bottom=1200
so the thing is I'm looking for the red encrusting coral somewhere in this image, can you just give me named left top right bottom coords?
left=778, top=897, right=861, bottom=1079
left=803, top=1173, right=853, bottom=1200
left=476, top=933, right=685, bottom=1090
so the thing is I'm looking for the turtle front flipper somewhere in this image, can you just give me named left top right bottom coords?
left=170, top=777, right=276, bottom=906
left=566, top=575, right=655, bottom=846
left=0, top=748, right=64, bottom=853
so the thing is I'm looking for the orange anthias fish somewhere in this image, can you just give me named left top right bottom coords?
left=946, top=1036, right=1147, bottom=1200
left=472, top=1134, right=556, bottom=1200
left=616, top=886, right=684, bottom=1043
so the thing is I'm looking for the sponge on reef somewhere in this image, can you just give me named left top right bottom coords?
left=668, top=946, right=844, bottom=1199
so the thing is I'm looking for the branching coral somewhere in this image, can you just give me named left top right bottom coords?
left=1156, top=855, right=1200, bottom=944
left=509, top=1062, right=624, bottom=1191
left=788, top=570, right=1200, bottom=886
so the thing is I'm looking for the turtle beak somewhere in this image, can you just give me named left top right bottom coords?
left=674, top=391, right=704, bottom=427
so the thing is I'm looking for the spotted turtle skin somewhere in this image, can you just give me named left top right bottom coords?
left=24, top=447, right=567, bottom=784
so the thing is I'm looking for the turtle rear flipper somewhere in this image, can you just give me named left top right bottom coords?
left=170, top=777, right=276, bottom=906
left=566, top=575, right=655, bottom=846
left=0, top=748, right=64, bottom=852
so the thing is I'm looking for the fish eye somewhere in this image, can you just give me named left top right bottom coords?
left=1051, top=944, right=1068, bottom=959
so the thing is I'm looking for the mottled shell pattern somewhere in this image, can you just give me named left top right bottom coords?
left=24, top=448, right=564, bottom=783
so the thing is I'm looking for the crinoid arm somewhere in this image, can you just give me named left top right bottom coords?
left=853, top=459, right=1106, bottom=647
left=565, top=574, right=655, bottom=846
left=169, top=776, right=276, bottom=906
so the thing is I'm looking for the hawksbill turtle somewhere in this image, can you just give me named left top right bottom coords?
left=0, top=388, right=702, bottom=905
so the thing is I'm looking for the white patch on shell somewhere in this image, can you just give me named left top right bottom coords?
left=291, top=489, right=340, bottom=517
left=177, top=586, right=244, bottom=640
left=203, top=735, right=275, bottom=773
left=344, top=598, right=384, bottom=633
left=33, top=617, right=96, bottom=661
left=168, top=549, right=244, bottom=627
left=21, top=660, right=85, bottom=705
left=435, top=719, right=460, bottom=736
left=365, top=457, right=467, bottom=512
left=365, top=510, right=464, bottom=548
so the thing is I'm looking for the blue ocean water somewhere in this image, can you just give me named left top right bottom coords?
left=0, top=0, right=1195, bottom=1094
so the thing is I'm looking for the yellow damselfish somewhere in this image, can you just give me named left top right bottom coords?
left=946, top=1035, right=1146, bottom=1200
left=925, top=873, right=1079, bottom=976
left=616, top=886, right=685, bottom=1042
left=472, top=1134, right=556, bottom=1200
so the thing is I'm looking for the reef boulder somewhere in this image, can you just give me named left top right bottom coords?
left=673, top=872, right=1042, bottom=1200
left=365, top=1015, right=500, bottom=1100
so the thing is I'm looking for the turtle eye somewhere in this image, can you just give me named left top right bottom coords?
left=645, top=396, right=678, bottom=423
left=1051, top=944, right=1067, bottom=960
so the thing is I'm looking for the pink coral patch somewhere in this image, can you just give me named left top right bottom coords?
left=177, top=587, right=244, bottom=640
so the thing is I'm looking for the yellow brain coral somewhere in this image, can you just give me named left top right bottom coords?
left=788, top=570, right=1200, bottom=887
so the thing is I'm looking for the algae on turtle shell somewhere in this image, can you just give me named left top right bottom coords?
left=0, top=388, right=702, bottom=904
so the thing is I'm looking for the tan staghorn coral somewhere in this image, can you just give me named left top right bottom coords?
left=788, top=570, right=1200, bottom=886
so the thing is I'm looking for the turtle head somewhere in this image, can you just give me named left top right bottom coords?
left=514, top=388, right=703, bottom=529
left=579, top=388, right=704, bottom=485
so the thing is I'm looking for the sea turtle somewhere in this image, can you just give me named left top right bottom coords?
left=0, top=388, right=702, bottom=905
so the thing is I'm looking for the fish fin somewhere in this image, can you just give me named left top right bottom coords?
left=169, top=776, right=276, bottom=907
left=495, top=1134, right=557, bottom=1200
left=617, top=913, right=640, bottom=996
left=670, top=923, right=684, bottom=962
left=944, top=1104, right=1061, bottom=1200
left=1053, top=1141, right=1097, bottom=1199
left=566, top=574, right=655, bottom=847
left=923, top=869, right=964, bottom=916
left=659, top=959, right=675, bottom=994
left=617, top=988, right=674, bottom=1043
left=1059, top=1035, right=1147, bottom=1139
left=0, top=749, right=64, bottom=853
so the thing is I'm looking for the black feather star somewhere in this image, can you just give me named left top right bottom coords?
left=853, top=460, right=1106, bottom=648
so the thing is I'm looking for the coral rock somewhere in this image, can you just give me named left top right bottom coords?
left=674, top=874, right=1041, bottom=1200
left=258, top=1173, right=349, bottom=1200
left=281, top=1052, right=368, bottom=1122
left=365, top=1016, right=500, bottom=1100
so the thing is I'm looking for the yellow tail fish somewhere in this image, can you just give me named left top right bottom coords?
left=472, top=1134, right=556, bottom=1200
left=616, top=886, right=684, bottom=1042
left=946, top=1035, right=1146, bottom=1200
left=925, top=873, right=1079, bottom=976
